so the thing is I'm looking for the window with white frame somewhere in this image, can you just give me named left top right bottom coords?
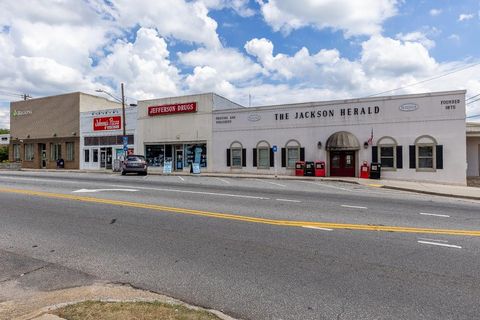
left=377, top=137, right=397, bottom=169
left=13, top=144, right=21, bottom=161
left=66, top=142, right=74, bottom=161
left=256, top=140, right=270, bottom=169
left=50, top=143, right=62, bottom=161
left=415, top=135, right=436, bottom=171
left=24, top=144, right=34, bottom=161
left=286, top=140, right=300, bottom=168
left=230, top=141, right=243, bottom=168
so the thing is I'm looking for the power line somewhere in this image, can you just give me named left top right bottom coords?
left=466, top=97, right=480, bottom=105
left=466, top=114, right=480, bottom=118
left=365, top=61, right=480, bottom=97
left=466, top=93, right=480, bottom=101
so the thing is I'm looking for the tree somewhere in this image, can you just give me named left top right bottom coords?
left=0, top=146, right=8, bottom=162
left=0, top=129, right=9, bottom=134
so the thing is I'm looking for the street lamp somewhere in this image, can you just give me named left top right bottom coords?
left=96, top=83, right=137, bottom=157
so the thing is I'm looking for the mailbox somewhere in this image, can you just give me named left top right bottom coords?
left=314, top=161, right=326, bottom=177
left=369, top=162, right=381, bottom=179
left=295, top=161, right=305, bottom=176
left=304, top=161, right=315, bottom=176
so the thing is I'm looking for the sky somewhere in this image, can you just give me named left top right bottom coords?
left=0, top=0, right=480, bottom=129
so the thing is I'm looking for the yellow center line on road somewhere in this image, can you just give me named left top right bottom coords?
left=1, top=187, right=480, bottom=237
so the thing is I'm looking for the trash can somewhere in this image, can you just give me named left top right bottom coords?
left=369, top=162, right=381, bottom=179
left=295, top=161, right=305, bottom=176
left=360, top=161, right=370, bottom=179
left=304, top=161, right=315, bottom=176
left=314, top=161, right=326, bottom=177
left=56, top=158, right=64, bottom=169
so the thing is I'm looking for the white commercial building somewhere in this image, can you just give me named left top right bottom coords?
left=80, top=106, right=137, bottom=170
left=136, top=90, right=470, bottom=185
left=136, top=93, right=242, bottom=172
left=0, top=134, right=9, bottom=145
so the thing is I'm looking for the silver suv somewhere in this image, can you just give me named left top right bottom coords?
left=121, top=155, right=148, bottom=176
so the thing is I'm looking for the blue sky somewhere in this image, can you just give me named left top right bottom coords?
left=0, top=0, right=479, bottom=128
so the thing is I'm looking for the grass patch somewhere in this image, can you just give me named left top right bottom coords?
left=53, top=300, right=222, bottom=320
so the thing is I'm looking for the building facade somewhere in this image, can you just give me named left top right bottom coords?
left=80, top=106, right=136, bottom=170
left=9, top=92, right=120, bottom=169
left=135, top=93, right=243, bottom=172
left=467, top=122, right=480, bottom=177
left=0, top=134, right=9, bottom=145
left=211, top=90, right=467, bottom=185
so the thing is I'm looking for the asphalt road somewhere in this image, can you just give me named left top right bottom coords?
left=0, top=171, right=479, bottom=319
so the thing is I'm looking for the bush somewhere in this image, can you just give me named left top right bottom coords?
left=0, top=146, right=8, bottom=162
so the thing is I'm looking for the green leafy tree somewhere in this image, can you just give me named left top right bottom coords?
left=0, top=129, right=9, bottom=134
left=0, top=146, right=8, bottom=162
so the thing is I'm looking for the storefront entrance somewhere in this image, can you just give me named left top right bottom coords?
left=326, top=131, right=360, bottom=177
left=175, top=146, right=184, bottom=171
left=39, top=143, right=47, bottom=169
left=330, top=151, right=355, bottom=177
left=100, top=147, right=112, bottom=169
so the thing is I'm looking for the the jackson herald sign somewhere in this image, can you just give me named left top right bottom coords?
left=93, top=116, right=122, bottom=131
left=148, top=102, right=197, bottom=116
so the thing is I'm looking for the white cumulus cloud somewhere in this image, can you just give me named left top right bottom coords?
left=257, top=0, right=399, bottom=37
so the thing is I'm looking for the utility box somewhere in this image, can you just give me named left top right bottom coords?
left=295, top=161, right=305, bottom=176
left=314, top=161, right=326, bottom=177
left=369, top=162, right=381, bottom=179
left=304, top=161, right=315, bottom=176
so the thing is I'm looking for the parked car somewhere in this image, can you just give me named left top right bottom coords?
left=121, top=155, right=148, bottom=175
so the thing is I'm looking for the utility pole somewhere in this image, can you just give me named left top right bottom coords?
left=121, top=83, right=127, bottom=158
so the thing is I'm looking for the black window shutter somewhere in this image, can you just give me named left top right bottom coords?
left=436, top=145, right=443, bottom=169
left=396, top=146, right=403, bottom=169
left=300, top=148, right=305, bottom=161
left=270, top=148, right=274, bottom=167
left=281, top=148, right=286, bottom=167
left=242, top=148, right=246, bottom=167
left=226, top=149, right=231, bottom=167
left=409, top=145, right=416, bottom=169
left=253, top=148, right=257, bottom=167
left=372, top=146, right=378, bottom=163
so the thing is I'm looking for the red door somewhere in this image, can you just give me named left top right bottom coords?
left=330, top=151, right=356, bottom=177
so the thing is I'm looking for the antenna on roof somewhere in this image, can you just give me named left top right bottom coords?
left=22, top=94, right=32, bottom=101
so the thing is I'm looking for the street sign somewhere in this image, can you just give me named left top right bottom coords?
left=122, top=136, right=128, bottom=147
left=123, top=145, right=128, bottom=152
left=272, top=145, right=278, bottom=152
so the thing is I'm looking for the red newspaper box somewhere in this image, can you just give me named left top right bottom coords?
left=314, top=161, right=326, bottom=177
left=295, top=161, right=305, bottom=176
left=360, top=161, right=370, bottom=179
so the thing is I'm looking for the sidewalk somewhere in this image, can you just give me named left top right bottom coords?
left=15, top=168, right=480, bottom=201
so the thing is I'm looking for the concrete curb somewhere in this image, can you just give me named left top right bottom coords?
left=13, top=282, right=238, bottom=320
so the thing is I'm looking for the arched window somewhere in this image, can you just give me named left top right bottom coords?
left=229, top=141, right=243, bottom=168
left=256, top=140, right=271, bottom=169
left=414, top=135, right=437, bottom=171
left=377, top=136, right=397, bottom=170
left=285, top=139, right=301, bottom=168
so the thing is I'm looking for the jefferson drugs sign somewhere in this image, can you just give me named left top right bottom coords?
left=148, top=102, right=197, bottom=116
left=93, top=116, right=122, bottom=131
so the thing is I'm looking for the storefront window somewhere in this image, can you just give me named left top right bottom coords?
left=146, top=145, right=165, bottom=167
left=24, top=144, right=34, bottom=161
left=256, top=140, right=270, bottom=169
left=415, top=135, right=437, bottom=171
left=185, top=144, right=207, bottom=168
left=84, top=149, right=90, bottom=162
left=13, top=144, right=21, bottom=161
left=93, top=149, right=98, bottom=163
left=285, top=140, right=301, bottom=168
left=50, top=143, right=62, bottom=161
left=66, top=142, right=75, bottom=161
